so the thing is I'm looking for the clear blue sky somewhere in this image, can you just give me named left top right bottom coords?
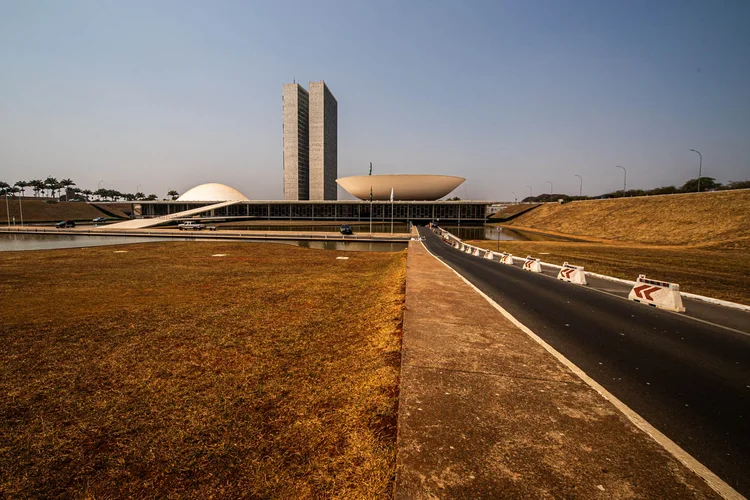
left=1, top=0, right=748, bottom=200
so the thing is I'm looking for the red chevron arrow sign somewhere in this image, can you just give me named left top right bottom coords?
left=632, top=284, right=662, bottom=301
left=560, top=268, right=575, bottom=279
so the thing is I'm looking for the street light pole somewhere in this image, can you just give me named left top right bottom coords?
left=689, top=149, right=703, bottom=192
left=574, top=175, right=582, bottom=197
left=137, top=184, right=142, bottom=198
left=526, top=185, right=532, bottom=198
left=615, top=166, right=627, bottom=193
left=546, top=181, right=553, bottom=194
left=511, top=191, right=517, bottom=203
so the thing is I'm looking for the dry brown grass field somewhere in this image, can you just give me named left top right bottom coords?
left=505, top=189, right=750, bottom=245
left=464, top=239, right=750, bottom=305
left=0, top=242, right=406, bottom=498
left=0, top=199, right=112, bottom=223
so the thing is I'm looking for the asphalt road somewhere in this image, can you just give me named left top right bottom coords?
left=419, top=227, right=750, bottom=496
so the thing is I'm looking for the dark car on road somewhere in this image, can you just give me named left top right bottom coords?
left=92, top=217, right=106, bottom=223
left=340, top=224, right=353, bottom=235
left=55, top=220, right=76, bottom=228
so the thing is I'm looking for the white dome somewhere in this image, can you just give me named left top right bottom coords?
left=176, top=183, right=249, bottom=202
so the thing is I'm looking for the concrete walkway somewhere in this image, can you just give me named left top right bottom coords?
left=395, top=240, right=719, bottom=499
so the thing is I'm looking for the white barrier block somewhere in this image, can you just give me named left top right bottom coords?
left=500, top=253, right=514, bottom=265
left=522, top=256, right=542, bottom=273
left=472, top=248, right=481, bottom=256
left=465, top=245, right=472, bottom=254
left=484, top=251, right=494, bottom=260
left=628, top=274, right=685, bottom=313
left=557, top=262, right=587, bottom=285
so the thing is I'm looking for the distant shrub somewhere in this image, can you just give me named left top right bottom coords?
left=720, top=180, right=750, bottom=190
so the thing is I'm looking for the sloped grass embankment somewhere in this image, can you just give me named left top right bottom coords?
left=505, top=190, right=750, bottom=245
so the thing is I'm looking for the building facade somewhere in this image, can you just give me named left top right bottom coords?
left=308, top=81, right=338, bottom=200
left=282, top=80, right=337, bottom=201
left=282, top=83, right=309, bottom=201
left=138, top=200, right=487, bottom=225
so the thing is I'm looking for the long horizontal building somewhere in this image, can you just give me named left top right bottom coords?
left=138, top=199, right=487, bottom=225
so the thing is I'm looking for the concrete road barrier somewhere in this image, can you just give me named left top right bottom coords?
left=472, top=247, right=481, bottom=257
left=522, top=256, right=542, bottom=273
left=557, top=262, right=587, bottom=285
left=628, top=275, right=686, bottom=313
left=484, top=250, right=494, bottom=260
left=500, top=253, right=514, bottom=265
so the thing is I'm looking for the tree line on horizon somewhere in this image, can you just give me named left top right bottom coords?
left=0, top=177, right=182, bottom=202
left=519, top=177, right=750, bottom=203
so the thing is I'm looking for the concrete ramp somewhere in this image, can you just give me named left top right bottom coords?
left=99, top=200, right=240, bottom=230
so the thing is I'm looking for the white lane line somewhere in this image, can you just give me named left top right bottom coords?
left=419, top=237, right=743, bottom=500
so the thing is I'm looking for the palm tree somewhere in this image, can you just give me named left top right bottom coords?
left=0, top=182, right=9, bottom=226
left=15, top=181, right=29, bottom=197
left=59, top=178, right=75, bottom=198
left=135, top=191, right=145, bottom=200
left=44, top=176, right=58, bottom=198
left=167, top=190, right=179, bottom=200
left=81, top=189, right=93, bottom=201
left=30, top=179, right=44, bottom=197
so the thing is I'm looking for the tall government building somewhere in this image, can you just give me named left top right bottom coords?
left=282, top=81, right=337, bottom=200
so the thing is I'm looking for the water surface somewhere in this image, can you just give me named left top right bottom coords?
left=0, top=233, right=406, bottom=252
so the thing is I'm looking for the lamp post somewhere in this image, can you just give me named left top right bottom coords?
left=615, top=166, right=626, bottom=193
left=526, top=185, right=532, bottom=198
left=689, top=149, right=703, bottom=192
left=574, top=175, right=582, bottom=197
left=136, top=184, right=142, bottom=198
left=546, top=181, right=553, bottom=194
left=511, top=191, right=517, bottom=203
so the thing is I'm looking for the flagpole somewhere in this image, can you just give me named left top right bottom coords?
left=369, top=162, right=373, bottom=236
left=390, top=187, right=394, bottom=234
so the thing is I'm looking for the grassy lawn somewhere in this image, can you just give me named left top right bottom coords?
left=0, top=242, right=406, bottom=498
left=465, top=239, right=750, bottom=305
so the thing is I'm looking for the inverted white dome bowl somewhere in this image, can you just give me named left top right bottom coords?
left=336, top=174, right=465, bottom=201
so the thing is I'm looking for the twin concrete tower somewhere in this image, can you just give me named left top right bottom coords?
left=282, top=81, right=338, bottom=201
